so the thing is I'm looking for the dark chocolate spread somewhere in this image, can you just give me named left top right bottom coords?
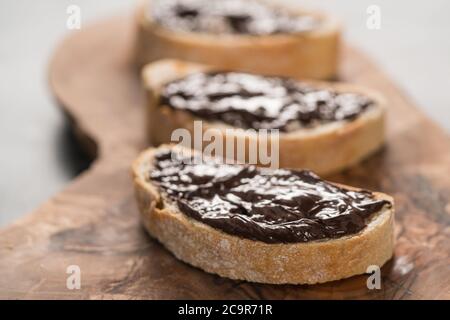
left=149, top=150, right=391, bottom=244
left=151, top=0, right=319, bottom=35
left=159, top=71, right=375, bottom=132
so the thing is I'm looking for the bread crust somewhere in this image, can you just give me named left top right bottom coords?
left=132, top=145, right=394, bottom=284
left=142, top=59, right=387, bottom=176
left=134, top=0, right=340, bottom=80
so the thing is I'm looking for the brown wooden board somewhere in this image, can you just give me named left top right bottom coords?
left=0, top=16, right=449, bottom=300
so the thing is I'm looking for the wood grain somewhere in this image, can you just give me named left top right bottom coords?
left=0, top=15, right=449, bottom=299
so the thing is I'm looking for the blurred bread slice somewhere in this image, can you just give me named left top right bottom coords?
left=142, top=59, right=386, bottom=176
left=134, top=0, right=340, bottom=80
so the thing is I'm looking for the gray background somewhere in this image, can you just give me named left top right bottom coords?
left=1, top=0, right=449, bottom=226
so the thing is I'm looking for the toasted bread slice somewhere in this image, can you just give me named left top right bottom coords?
left=132, top=144, right=394, bottom=284
left=134, top=0, right=340, bottom=80
left=142, top=59, right=386, bottom=176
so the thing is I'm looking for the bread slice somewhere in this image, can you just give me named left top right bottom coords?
left=142, top=59, right=387, bottom=176
left=134, top=0, right=340, bottom=80
left=132, top=144, right=395, bottom=284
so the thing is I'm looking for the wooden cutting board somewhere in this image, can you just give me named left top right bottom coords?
left=0, top=15, right=449, bottom=300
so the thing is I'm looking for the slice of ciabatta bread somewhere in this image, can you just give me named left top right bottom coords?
left=142, top=59, right=387, bottom=176
left=132, top=144, right=395, bottom=285
left=134, top=0, right=340, bottom=80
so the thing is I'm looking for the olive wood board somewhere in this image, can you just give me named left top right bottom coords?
left=0, top=15, right=449, bottom=300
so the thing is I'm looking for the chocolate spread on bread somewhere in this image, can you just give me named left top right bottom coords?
left=149, top=150, right=391, bottom=244
left=159, top=71, right=376, bottom=132
left=151, top=0, right=319, bottom=35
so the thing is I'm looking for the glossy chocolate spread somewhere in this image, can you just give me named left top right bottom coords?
left=159, top=71, right=376, bottom=132
left=150, top=0, right=319, bottom=35
left=149, top=150, right=391, bottom=244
